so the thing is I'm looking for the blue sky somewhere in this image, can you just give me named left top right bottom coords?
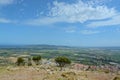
left=0, top=0, right=120, bottom=47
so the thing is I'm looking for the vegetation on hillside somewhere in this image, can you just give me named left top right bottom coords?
left=55, top=56, right=71, bottom=70
left=32, top=55, right=41, bottom=65
left=16, top=57, right=24, bottom=66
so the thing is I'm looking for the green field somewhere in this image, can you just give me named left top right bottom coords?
left=0, top=45, right=120, bottom=66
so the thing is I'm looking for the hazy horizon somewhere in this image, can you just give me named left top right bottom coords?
left=0, top=44, right=120, bottom=48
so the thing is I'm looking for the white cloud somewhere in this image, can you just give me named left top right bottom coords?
left=26, top=0, right=117, bottom=26
left=87, top=0, right=112, bottom=6
left=0, top=0, right=14, bottom=5
left=87, top=15, right=120, bottom=27
left=80, top=30, right=100, bottom=34
left=0, top=18, right=12, bottom=23
left=64, top=26, right=76, bottom=33
left=49, top=0, right=116, bottom=22
left=0, top=0, right=15, bottom=23
left=25, top=17, right=67, bottom=25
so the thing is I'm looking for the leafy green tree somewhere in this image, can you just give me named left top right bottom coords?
left=32, top=55, right=41, bottom=65
left=16, top=57, right=24, bottom=66
left=55, top=56, right=71, bottom=70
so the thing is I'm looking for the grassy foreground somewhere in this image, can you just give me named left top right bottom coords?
left=0, top=66, right=119, bottom=80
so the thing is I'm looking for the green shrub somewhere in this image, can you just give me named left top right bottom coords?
left=16, top=57, right=24, bottom=66
left=113, top=77, right=120, bottom=80
left=32, top=55, right=41, bottom=65
left=55, top=56, right=71, bottom=70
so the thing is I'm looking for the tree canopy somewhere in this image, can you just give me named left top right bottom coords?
left=55, top=56, right=71, bottom=70
left=32, top=55, right=41, bottom=65
left=16, top=57, right=24, bottom=66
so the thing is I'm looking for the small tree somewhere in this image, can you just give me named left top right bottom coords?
left=55, top=56, right=71, bottom=70
left=28, top=57, right=32, bottom=66
left=16, top=57, right=24, bottom=66
left=32, top=55, right=41, bottom=65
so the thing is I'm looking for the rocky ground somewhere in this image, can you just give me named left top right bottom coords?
left=0, top=66, right=119, bottom=80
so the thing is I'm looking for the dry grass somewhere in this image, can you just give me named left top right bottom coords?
left=0, top=66, right=119, bottom=80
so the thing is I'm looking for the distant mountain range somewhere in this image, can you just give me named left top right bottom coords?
left=0, top=44, right=73, bottom=50
left=0, top=44, right=120, bottom=50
